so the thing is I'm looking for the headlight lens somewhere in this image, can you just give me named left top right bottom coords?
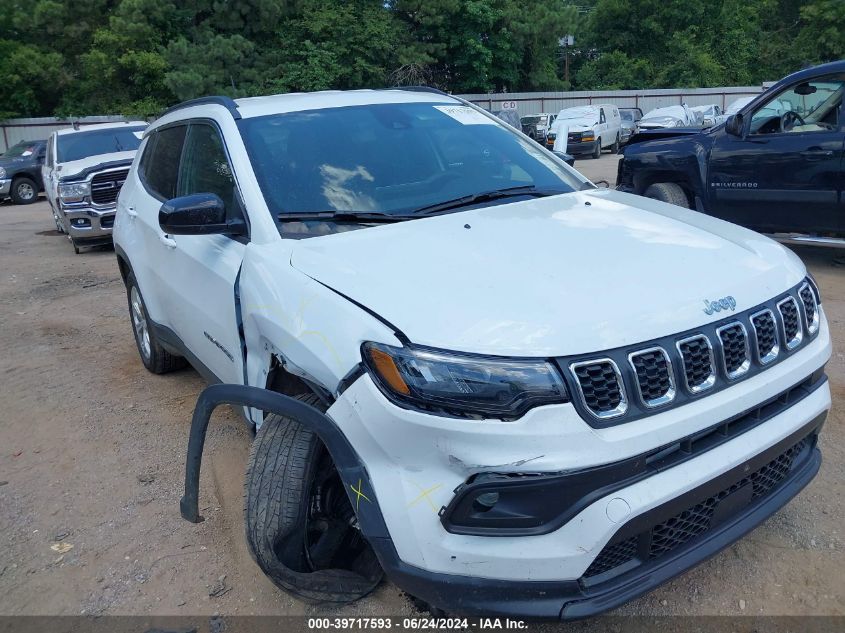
left=0, top=167, right=6, bottom=179
left=362, top=342, right=569, bottom=419
left=581, top=133, right=595, bottom=141
left=59, top=182, right=90, bottom=202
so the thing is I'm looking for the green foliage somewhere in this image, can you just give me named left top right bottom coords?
left=0, top=0, right=842, bottom=118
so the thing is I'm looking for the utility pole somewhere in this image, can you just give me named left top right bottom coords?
left=559, top=35, right=574, bottom=84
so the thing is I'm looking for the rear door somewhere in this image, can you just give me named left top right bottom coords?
left=42, top=134, right=57, bottom=209
left=708, top=74, right=844, bottom=234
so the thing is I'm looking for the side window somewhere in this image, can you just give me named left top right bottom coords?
left=177, top=123, right=239, bottom=217
left=141, top=125, right=187, bottom=200
left=750, top=75, right=844, bottom=135
left=599, top=108, right=606, bottom=124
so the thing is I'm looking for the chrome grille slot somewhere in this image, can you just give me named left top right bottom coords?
left=777, top=296, right=803, bottom=350
left=799, top=283, right=819, bottom=335
left=570, top=359, right=627, bottom=419
left=676, top=334, right=715, bottom=394
left=90, top=169, right=129, bottom=205
left=716, top=322, right=750, bottom=380
left=750, top=309, right=779, bottom=364
left=628, top=347, right=675, bottom=408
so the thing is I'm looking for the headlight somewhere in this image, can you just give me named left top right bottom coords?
left=0, top=167, right=6, bottom=179
left=58, top=181, right=90, bottom=202
left=581, top=134, right=595, bottom=141
left=362, top=342, right=569, bottom=419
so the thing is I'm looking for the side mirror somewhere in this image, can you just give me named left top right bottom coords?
left=725, top=113, right=744, bottom=137
left=158, top=193, right=246, bottom=236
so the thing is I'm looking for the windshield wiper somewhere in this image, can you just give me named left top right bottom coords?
left=276, top=210, right=415, bottom=223
left=413, top=186, right=567, bottom=216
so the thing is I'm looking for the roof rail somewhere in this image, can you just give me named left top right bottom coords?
left=389, top=85, right=451, bottom=97
left=159, top=96, right=241, bottom=120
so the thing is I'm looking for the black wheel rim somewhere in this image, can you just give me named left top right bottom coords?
left=304, top=449, right=377, bottom=575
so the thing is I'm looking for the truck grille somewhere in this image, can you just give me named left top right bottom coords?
left=583, top=436, right=810, bottom=579
left=90, top=169, right=129, bottom=205
left=560, top=280, right=819, bottom=424
left=716, top=322, right=750, bottom=379
left=570, top=360, right=626, bottom=418
left=750, top=310, right=778, bottom=363
left=777, top=297, right=802, bottom=350
left=799, top=283, right=819, bottom=335
left=676, top=335, right=715, bottom=393
left=629, top=348, right=674, bottom=407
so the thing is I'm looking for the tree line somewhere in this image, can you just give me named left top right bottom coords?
left=0, top=0, right=842, bottom=119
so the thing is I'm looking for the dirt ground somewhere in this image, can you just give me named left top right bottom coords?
left=0, top=185, right=843, bottom=626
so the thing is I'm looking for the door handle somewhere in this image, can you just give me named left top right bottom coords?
left=126, top=206, right=138, bottom=217
left=159, top=234, right=177, bottom=248
left=800, top=149, right=833, bottom=159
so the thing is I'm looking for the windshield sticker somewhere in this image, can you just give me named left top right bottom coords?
left=434, top=105, right=496, bottom=126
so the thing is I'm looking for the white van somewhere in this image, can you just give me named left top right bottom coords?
left=547, top=104, right=622, bottom=158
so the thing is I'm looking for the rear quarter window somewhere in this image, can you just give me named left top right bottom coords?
left=140, top=126, right=187, bottom=200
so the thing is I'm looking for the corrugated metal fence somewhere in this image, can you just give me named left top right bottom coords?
left=0, top=85, right=768, bottom=151
left=0, top=116, right=134, bottom=153
left=457, top=86, right=766, bottom=117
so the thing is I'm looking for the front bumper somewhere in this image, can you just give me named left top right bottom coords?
left=326, top=314, right=831, bottom=616
left=59, top=203, right=116, bottom=242
left=565, top=139, right=599, bottom=155
left=0, top=178, right=11, bottom=196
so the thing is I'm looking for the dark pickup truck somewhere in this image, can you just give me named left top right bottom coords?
left=617, top=60, right=845, bottom=246
left=0, top=140, right=46, bottom=204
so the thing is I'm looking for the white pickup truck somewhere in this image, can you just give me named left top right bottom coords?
left=113, top=90, right=830, bottom=619
left=43, top=122, right=146, bottom=253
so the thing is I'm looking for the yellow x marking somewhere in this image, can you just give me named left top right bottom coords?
left=408, top=483, right=443, bottom=513
left=349, top=479, right=371, bottom=511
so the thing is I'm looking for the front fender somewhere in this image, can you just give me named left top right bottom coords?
left=239, top=242, right=402, bottom=425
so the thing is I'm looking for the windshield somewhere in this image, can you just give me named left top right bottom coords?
left=239, top=102, right=584, bottom=219
left=3, top=142, right=40, bottom=158
left=620, top=111, right=634, bottom=122
left=56, top=126, right=145, bottom=163
left=522, top=115, right=547, bottom=126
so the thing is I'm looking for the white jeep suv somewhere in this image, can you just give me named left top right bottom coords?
left=113, top=90, right=831, bottom=619
left=43, top=122, right=146, bottom=253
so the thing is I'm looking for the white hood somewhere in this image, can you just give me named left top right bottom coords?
left=58, top=150, right=137, bottom=180
left=290, top=190, right=805, bottom=357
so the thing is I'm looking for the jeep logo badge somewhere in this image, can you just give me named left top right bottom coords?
left=703, top=296, right=737, bottom=315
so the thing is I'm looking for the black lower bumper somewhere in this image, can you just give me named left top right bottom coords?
left=377, top=414, right=823, bottom=619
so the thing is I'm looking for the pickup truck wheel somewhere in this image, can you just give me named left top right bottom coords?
left=245, top=394, right=383, bottom=604
left=592, top=138, right=601, bottom=159
left=125, top=271, right=186, bottom=373
left=10, top=177, right=38, bottom=204
left=644, top=182, right=690, bottom=208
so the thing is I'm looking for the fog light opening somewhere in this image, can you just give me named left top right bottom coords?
left=472, top=491, right=500, bottom=512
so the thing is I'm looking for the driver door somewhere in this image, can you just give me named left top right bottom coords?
left=709, top=74, right=844, bottom=234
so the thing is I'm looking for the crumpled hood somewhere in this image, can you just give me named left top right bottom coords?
left=290, top=189, right=805, bottom=357
left=553, top=118, right=595, bottom=133
left=58, top=150, right=136, bottom=181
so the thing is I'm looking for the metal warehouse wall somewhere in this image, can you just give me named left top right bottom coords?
left=0, top=116, right=136, bottom=153
left=458, top=86, right=766, bottom=117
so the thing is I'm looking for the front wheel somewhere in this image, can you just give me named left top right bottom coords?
left=592, top=138, right=602, bottom=159
left=10, top=177, right=38, bottom=204
left=644, top=182, right=690, bottom=208
left=244, top=394, right=383, bottom=604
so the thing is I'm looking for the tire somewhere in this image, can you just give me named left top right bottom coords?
left=245, top=393, right=383, bottom=604
left=644, top=182, right=690, bottom=208
left=125, top=271, right=186, bottom=373
left=592, top=138, right=601, bottom=159
left=10, top=177, right=38, bottom=205
left=611, top=134, right=620, bottom=154
left=73, top=242, right=80, bottom=255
